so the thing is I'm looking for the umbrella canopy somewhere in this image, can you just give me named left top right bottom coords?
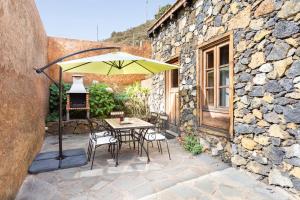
left=57, top=52, right=179, bottom=75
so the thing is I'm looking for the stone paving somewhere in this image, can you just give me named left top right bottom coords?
left=16, top=134, right=299, bottom=200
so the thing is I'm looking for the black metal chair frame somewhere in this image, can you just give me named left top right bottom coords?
left=139, top=113, right=171, bottom=160
left=134, top=112, right=158, bottom=152
left=87, top=119, right=119, bottom=169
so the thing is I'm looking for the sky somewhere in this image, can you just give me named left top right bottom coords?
left=35, top=0, right=175, bottom=41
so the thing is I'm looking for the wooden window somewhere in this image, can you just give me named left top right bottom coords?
left=197, top=33, right=233, bottom=135
left=218, top=44, right=230, bottom=108
left=171, top=69, right=179, bottom=88
left=203, top=42, right=230, bottom=111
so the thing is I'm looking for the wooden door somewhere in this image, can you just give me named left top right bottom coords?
left=165, top=58, right=180, bottom=131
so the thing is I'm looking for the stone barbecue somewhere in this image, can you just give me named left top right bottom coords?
left=66, top=75, right=90, bottom=120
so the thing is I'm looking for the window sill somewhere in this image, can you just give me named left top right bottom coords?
left=199, top=126, right=230, bottom=139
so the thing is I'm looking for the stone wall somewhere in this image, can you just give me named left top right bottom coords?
left=150, top=0, right=300, bottom=194
left=0, top=0, right=49, bottom=199
left=48, top=37, right=152, bottom=90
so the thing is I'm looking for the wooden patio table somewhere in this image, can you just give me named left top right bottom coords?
left=104, top=117, right=154, bottom=163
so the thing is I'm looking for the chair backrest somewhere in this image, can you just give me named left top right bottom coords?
left=87, top=118, right=98, bottom=140
left=158, top=114, right=169, bottom=132
left=87, top=118, right=111, bottom=140
left=149, top=112, right=159, bottom=124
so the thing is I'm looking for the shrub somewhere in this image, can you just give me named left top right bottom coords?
left=46, top=112, right=59, bottom=122
left=125, top=82, right=150, bottom=118
left=47, top=83, right=71, bottom=122
left=89, top=83, right=116, bottom=118
left=49, top=83, right=71, bottom=114
left=155, top=4, right=172, bottom=19
left=47, top=82, right=150, bottom=121
left=113, top=92, right=128, bottom=112
left=183, top=134, right=203, bottom=155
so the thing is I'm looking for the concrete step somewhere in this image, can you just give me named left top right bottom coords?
left=166, top=129, right=179, bottom=137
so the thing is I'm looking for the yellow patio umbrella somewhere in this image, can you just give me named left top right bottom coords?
left=57, top=51, right=179, bottom=75
left=32, top=48, right=178, bottom=174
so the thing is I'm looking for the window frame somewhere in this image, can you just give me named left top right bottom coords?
left=203, top=47, right=216, bottom=108
left=202, top=42, right=230, bottom=112
left=196, top=32, right=234, bottom=136
left=217, top=42, right=230, bottom=109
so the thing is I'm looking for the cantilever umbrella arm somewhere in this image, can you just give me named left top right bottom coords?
left=34, top=46, right=120, bottom=161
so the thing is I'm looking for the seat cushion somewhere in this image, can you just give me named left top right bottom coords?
left=95, top=131, right=109, bottom=137
left=135, top=129, right=156, bottom=134
left=92, top=136, right=117, bottom=145
left=144, top=133, right=165, bottom=141
left=89, top=131, right=109, bottom=140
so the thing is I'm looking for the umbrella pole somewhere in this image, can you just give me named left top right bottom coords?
left=58, top=67, right=63, bottom=160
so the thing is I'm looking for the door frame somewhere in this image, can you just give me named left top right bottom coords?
left=165, top=56, right=180, bottom=127
left=196, top=32, right=234, bottom=137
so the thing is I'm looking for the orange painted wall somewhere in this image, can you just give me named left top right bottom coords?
left=0, top=0, right=49, bottom=199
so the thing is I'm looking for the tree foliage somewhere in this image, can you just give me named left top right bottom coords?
left=124, top=82, right=150, bottom=118
left=47, top=82, right=151, bottom=122
left=155, top=4, right=172, bottom=19
left=47, top=83, right=71, bottom=121
left=89, top=84, right=116, bottom=118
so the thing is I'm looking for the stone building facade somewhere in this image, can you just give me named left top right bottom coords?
left=148, top=0, right=300, bottom=193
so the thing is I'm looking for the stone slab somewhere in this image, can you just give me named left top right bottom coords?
left=34, top=151, right=59, bottom=161
left=29, top=149, right=87, bottom=174
left=63, top=148, right=86, bottom=157
left=60, top=154, right=87, bottom=169
left=29, top=159, right=60, bottom=174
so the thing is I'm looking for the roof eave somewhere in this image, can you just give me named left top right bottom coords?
left=148, top=0, right=189, bottom=37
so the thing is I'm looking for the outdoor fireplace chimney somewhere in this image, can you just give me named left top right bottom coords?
left=66, top=75, right=90, bottom=120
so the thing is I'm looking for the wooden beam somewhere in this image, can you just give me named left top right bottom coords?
left=148, top=0, right=188, bottom=37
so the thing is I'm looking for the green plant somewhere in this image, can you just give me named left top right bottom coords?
left=49, top=83, right=71, bottom=114
left=113, top=92, right=128, bottom=112
left=89, top=83, right=116, bottom=118
left=47, top=83, right=71, bottom=123
left=46, top=112, right=59, bottom=122
left=183, top=134, right=203, bottom=155
left=155, top=4, right=172, bottom=19
left=125, top=82, right=150, bottom=118
left=191, top=143, right=203, bottom=155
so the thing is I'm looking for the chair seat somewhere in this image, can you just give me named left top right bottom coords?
left=89, top=131, right=109, bottom=140
left=95, top=131, right=109, bottom=137
left=135, top=128, right=156, bottom=134
left=92, top=136, right=117, bottom=145
left=144, top=133, right=165, bottom=141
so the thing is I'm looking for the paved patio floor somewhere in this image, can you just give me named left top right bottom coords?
left=16, top=134, right=299, bottom=200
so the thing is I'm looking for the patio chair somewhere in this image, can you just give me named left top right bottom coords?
left=87, top=119, right=111, bottom=160
left=134, top=112, right=159, bottom=153
left=141, top=114, right=171, bottom=160
left=148, top=112, right=159, bottom=129
left=87, top=118, right=119, bottom=169
left=110, top=111, right=136, bottom=149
